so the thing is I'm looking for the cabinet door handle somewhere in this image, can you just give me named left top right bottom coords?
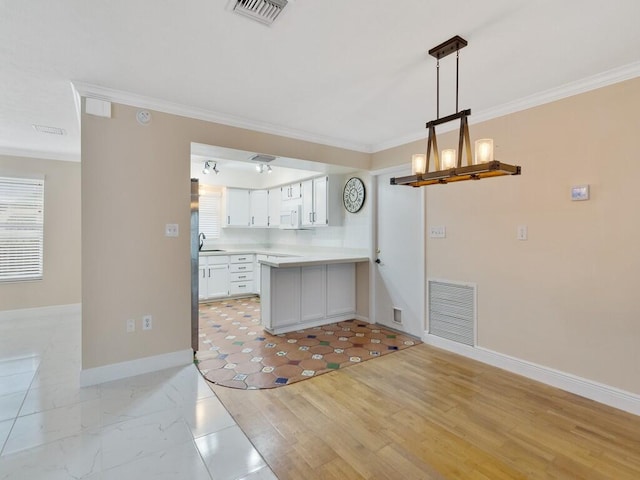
left=238, top=257, right=246, bottom=261
left=238, top=266, right=246, bottom=270
left=251, top=216, right=254, bottom=225
left=208, top=269, right=211, bottom=278
left=202, top=269, right=205, bottom=278
left=227, top=216, right=230, bottom=224
left=309, top=212, right=313, bottom=222
left=239, top=275, right=246, bottom=279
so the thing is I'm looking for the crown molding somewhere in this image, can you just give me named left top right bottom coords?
left=372, top=60, right=640, bottom=153
left=0, top=146, right=80, bottom=163
left=71, top=81, right=371, bottom=154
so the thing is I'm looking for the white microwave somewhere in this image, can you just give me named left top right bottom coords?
left=280, top=204, right=303, bottom=229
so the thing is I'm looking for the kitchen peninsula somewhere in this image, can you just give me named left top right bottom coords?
left=199, top=248, right=368, bottom=334
left=259, top=253, right=369, bottom=334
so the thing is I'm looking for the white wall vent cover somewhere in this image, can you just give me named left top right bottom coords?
left=233, top=0, right=288, bottom=25
left=428, top=280, right=476, bottom=346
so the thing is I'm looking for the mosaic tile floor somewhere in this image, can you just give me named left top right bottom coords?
left=196, top=296, right=421, bottom=390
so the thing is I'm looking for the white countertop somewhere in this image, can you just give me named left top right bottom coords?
left=199, top=246, right=369, bottom=268
left=258, top=254, right=369, bottom=268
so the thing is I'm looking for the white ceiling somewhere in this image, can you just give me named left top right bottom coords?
left=2, top=0, right=640, bottom=162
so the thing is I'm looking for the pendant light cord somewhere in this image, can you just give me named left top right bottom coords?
left=436, top=58, right=440, bottom=119
left=456, top=49, right=460, bottom=113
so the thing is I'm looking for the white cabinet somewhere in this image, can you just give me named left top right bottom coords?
left=225, top=188, right=250, bottom=227
left=208, top=264, right=230, bottom=298
left=301, top=176, right=335, bottom=227
left=327, top=263, right=356, bottom=316
left=267, top=267, right=301, bottom=329
left=301, top=179, right=314, bottom=227
left=250, top=190, right=269, bottom=227
left=267, top=188, right=281, bottom=228
left=261, top=262, right=357, bottom=334
left=281, top=183, right=301, bottom=201
left=301, top=265, right=326, bottom=322
left=229, top=254, right=255, bottom=296
left=313, top=176, right=328, bottom=226
left=199, top=255, right=230, bottom=300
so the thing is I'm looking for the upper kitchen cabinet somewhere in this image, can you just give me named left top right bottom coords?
left=225, top=188, right=250, bottom=227
left=268, top=188, right=281, bottom=228
left=301, top=176, right=341, bottom=227
left=281, top=182, right=301, bottom=201
left=250, top=190, right=269, bottom=227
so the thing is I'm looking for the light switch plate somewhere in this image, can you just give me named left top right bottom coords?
left=517, top=225, right=528, bottom=241
left=571, top=185, right=590, bottom=201
left=429, top=226, right=446, bottom=238
left=165, top=224, right=179, bottom=237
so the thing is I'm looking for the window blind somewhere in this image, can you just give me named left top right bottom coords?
left=199, top=192, right=221, bottom=239
left=0, top=176, right=45, bottom=282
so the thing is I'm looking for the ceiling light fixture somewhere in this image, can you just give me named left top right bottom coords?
left=255, top=163, right=273, bottom=174
left=202, top=161, right=219, bottom=175
left=391, top=36, right=521, bottom=187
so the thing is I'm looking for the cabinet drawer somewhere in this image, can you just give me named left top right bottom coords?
left=230, top=263, right=253, bottom=273
left=231, top=271, right=253, bottom=282
left=230, top=281, right=252, bottom=295
left=230, top=254, right=253, bottom=264
left=209, top=255, right=229, bottom=265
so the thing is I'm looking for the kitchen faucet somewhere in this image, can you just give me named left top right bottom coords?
left=198, top=232, right=206, bottom=251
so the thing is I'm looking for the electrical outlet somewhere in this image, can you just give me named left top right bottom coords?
left=126, top=318, right=135, bottom=333
left=142, top=315, right=153, bottom=330
left=165, top=224, right=179, bottom=237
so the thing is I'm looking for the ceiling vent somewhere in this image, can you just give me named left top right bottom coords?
left=249, top=154, right=277, bottom=163
left=32, top=125, right=66, bottom=135
left=233, top=0, right=288, bottom=25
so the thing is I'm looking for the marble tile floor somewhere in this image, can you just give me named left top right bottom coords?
left=0, top=307, right=277, bottom=480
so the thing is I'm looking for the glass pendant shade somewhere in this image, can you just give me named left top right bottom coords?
left=441, top=149, right=456, bottom=169
left=412, top=154, right=427, bottom=175
left=474, top=138, right=494, bottom=164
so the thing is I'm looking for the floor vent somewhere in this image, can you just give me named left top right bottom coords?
left=233, top=0, right=288, bottom=25
left=428, top=280, right=475, bottom=346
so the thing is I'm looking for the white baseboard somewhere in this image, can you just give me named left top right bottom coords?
left=80, top=349, right=194, bottom=387
left=0, top=303, right=81, bottom=321
left=353, top=314, right=371, bottom=323
left=423, top=333, right=640, bottom=417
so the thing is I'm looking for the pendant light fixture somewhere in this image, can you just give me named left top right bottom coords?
left=391, top=36, right=521, bottom=187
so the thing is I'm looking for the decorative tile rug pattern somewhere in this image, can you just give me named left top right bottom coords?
left=196, top=297, right=421, bottom=390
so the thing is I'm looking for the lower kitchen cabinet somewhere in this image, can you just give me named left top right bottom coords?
left=261, top=262, right=356, bottom=334
left=199, top=255, right=230, bottom=300
left=199, top=253, right=256, bottom=302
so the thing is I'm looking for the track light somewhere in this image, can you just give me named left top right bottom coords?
left=202, top=161, right=219, bottom=175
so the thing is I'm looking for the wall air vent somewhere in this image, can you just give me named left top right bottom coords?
left=233, top=0, right=288, bottom=25
left=428, top=280, right=476, bottom=346
left=249, top=154, right=277, bottom=163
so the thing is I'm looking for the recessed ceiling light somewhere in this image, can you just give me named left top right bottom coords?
left=32, top=124, right=66, bottom=135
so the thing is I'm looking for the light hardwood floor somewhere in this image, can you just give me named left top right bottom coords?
left=211, top=344, right=640, bottom=479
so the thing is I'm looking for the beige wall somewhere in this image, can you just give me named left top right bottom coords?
left=81, top=103, right=370, bottom=369
left=0, top=155, right=81, bottom=311
left=373, top=77, right=640, bottom=395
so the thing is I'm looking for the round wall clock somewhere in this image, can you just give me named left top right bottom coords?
left=343, top=177, right=366, bottom=213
